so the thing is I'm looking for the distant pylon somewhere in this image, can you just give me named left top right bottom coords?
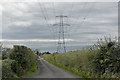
left=53, top=15, right=70, bottom=53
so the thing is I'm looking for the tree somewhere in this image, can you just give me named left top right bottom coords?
left=42, top=52, right=51, bottom=55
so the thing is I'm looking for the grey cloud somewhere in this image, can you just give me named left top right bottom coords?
left=2, top=2, right=118, bottom=52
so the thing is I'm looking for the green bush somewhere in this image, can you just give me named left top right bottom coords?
left=90, top=38, right=120, bottom=78
left=2, top=48, right=10, bottom=60
left=9, top=45, right=38, bottom=77
left=2, top=59, right=15, bottom=78
left=1, top=45, right=38, bottom=79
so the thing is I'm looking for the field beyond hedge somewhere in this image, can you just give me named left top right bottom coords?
left=43, top=38, right=120, bottom=78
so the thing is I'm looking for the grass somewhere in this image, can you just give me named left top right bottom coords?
left=45, top=59, right=90, bottom=78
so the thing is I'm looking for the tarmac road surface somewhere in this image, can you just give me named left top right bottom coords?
left=29, top=57, right=80, bottom=78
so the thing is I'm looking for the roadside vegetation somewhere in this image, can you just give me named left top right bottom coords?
left=0, top=43, right=2, bottom=79
left=42, top=37, right=120, bottom=78
left=2, top=45, right=38, bottom=79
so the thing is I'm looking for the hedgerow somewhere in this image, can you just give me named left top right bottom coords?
left=43, top=37, right=120, bottom=78
left=2, top=45, right=38, bottom=79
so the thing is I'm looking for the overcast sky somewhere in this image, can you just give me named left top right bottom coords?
left=0, top=2, right=118, bottom=52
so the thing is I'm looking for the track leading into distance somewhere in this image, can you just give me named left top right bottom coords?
left=29, top=57, right=80, bottom=78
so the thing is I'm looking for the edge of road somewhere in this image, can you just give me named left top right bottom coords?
left=42, top=58, right=90, bottom=78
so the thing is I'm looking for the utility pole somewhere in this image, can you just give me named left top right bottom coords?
left=53, top=15, right=70, bottom=53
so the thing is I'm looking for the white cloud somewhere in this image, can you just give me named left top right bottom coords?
left=0, top=38, right=74, bottom=42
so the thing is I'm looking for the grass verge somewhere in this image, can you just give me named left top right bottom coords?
left=45, top=59, right=90, bottom=78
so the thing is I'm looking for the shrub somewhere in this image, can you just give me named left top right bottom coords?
left=9, top=45, right=38, bottom=77
left=2, top=59, right=15, bottom=78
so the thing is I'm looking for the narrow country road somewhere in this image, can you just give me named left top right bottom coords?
left=29, top=57, right=80, bottom=78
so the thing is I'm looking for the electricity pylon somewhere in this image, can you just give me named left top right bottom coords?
left=53, top=15, right=70, bottom=53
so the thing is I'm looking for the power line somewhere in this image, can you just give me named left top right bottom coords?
left=79, top=3, right=95, bottom=26
left=67, top=2, right=74, bottom=19
left=70, top=3, right=95, bottom=33
left=38, top=2, right=49, bottom=25
left=79, top=3, right=96, bottom=27
left=70, top=2, right=88, bottom=26
left=66, top=2, right=88, bottom=34
left=52, top=2, right=57, bottom=36
left=52, top=2, right=56, bottom=23
left=37, top=1, right=56, bottom=40
left=37, top=2, right=96, bottom=52
left=42, top=3, right=52, bottom=25
left=65, top=3, right=95, bottom=51
left=41, top=2, right=56, bottom=40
